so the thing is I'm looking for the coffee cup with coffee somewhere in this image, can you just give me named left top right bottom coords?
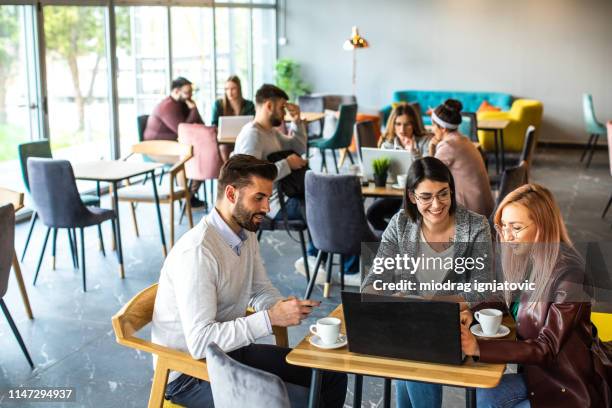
left=310, top=317, right=341, bottom=345
left=474, top=309, right=503, bottom=336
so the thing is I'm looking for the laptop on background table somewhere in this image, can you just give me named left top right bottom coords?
left=360, top=147, right=415, bottom=183
left=218, top=115, right=254, bottom=143
left=341, top=291, right=464, bottom=365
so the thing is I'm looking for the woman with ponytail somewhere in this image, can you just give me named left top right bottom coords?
left=460, top=184, right=612, bottom=407
left=429, top=99, right=494, bottom=218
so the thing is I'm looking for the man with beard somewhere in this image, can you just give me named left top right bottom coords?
left=151, top=155, right=348, bottom=407
left=233, top=84, right=308, bottom=221
left=144, top=77, right=206, bottom=208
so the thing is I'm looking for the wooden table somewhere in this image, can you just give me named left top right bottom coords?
left=287, top=305, right=509, bottom=408
left=477, top=119, right=510, bottom=174
left=72, top=161, right=165, bottom=277
left=361, top=182, right=404, bottom=198
left=0, top=188, right=33, bottom=319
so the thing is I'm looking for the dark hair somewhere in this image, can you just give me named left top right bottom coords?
left=217, top=154, right=278, bottom=197
left=171, top=77, right=192, bottom=90
left=432, top=98, right=463, bottom=127
left=255, top=84, right=289, bottom=105
left=222, top=75, right=244, bottom=116
left=403, top=157, right=457, bottom=221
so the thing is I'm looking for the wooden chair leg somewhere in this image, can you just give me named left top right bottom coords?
left=338, top=148, right=347, bottom=168
left=169, top=202, right=175, bottom=248
left=185, top=197, right=194, bottom=228
left=129, top=202, right=140, bottom=237
left=12, top=252, right=33, bottom=319
left=148, top=359, right=170, bottom=408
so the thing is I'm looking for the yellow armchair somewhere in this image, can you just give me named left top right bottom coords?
left=592, top=312, right=612, bottom=342
left=477, top=99, right=543, bottom=152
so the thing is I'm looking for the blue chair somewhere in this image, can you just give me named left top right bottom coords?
left=18, top=140, right=103, bottom=268
left=0, top=203, right=34, bottom=369
left=27, top=158, right=117, bottom=292
left=303, top=171, right=379, bottom=299
left=308, top=104, right=358, bottom=173
left=581, top=94, right=607, bottom=168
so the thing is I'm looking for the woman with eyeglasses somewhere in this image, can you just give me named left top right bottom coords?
left=429, top=99, right=494, bottom=218
left=211, top=75, right=255, bottom=127
left=458, top=183, right=612, bottom=407
left=367, top=104, right=434, bottom=231
left=362, top=157, right=494, bottom=408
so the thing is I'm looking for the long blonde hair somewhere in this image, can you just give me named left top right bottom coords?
left=493, top=183, right=575, bottom=307
left=222, top=75, right=244, bottom=116
left=379, top=103, right=425, bottom=147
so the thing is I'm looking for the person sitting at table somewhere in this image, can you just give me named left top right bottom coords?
left=361, top=156, right=493, bottom=408
left=144, top=76, right=206, bottom=208
left=428, top=99, right=494, bottom=218
left=211, top=75, right=256, bottom=127
left=151, top=154, right=347, bottom=407
left=367, top=103, right=433, bottom=231
left=460, top=183, right=612, bottom=408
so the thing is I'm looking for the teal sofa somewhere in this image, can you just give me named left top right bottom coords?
left=380, top=90, right=513, bottom=126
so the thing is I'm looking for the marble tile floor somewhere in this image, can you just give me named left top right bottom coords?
left=0, top=147, right=610, bottom=407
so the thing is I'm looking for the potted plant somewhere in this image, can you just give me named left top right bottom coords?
left=275, top=58, right=311, bottom=102
left=372, top=157, right=391, bottom=187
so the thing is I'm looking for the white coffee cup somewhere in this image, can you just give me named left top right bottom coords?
left=475, top=308, right=503, bottom=336
left=396, top=174, right=408, bottom=187
left=310, top=317, right=341, bottom=345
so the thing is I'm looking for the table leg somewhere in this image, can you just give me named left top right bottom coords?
left=383, top=378, right=391, bottom=408
left=353, top=374, right=363, bottom=407
left=112, top=181, right=125, bottom=278
left=11, top=251, right=33, bottom=319
left=466, top=388, right=476, bottom=408
left=151, top=170, right=167, bottom=257
left=493, top=129, right=500, bottom=174
left=308, top=369, right=322, bottom=408
left=499, top=129, right=506, bottom=172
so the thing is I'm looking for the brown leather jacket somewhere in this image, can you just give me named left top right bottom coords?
left=477, top=253, right=612, bottom=408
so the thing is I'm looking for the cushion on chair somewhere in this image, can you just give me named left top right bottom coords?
left=117, top=182, right=186, bottom=201
left=206, top=343, right=297, bottom=408
left=477, top=100, right=502, bottom=113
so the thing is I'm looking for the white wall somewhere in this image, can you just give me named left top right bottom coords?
left=279, top=0, right=612, bottom=143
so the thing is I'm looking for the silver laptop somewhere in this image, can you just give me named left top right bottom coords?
left=218, top=115, right=254, bottom=141
left=360, top=147, right=415, bottom=182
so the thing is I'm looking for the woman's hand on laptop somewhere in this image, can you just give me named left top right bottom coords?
left=460, top=324, right=480, bottom=357
left=460, top=308, right=473, bottom=327
left=268, top=296, right=321, bottom=327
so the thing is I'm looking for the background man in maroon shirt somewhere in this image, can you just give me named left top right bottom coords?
left=144, top=77, right=206, bottom=208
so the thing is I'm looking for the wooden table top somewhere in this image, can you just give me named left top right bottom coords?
left=477, top=119, right=510, bottom=130
left=284, top=111, right=326, bottom=123
left=72, top=160, right=163, bottom=182
left=361, top=182, right=404, bottom=198
left=286, top=304, right=509, bottom=389
left=0, top=187, right=24, bottom=212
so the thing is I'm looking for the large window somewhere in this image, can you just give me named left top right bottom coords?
left=44, top=5, right=111, bottom=161
left=0, top=4, right=40, bottom=191
left=0, top=0, right=277, bottom=186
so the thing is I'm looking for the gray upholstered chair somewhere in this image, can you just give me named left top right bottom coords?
left=18, top=139, right=102, bottom=268
left=0, top=203, right=34, bottom=369
left=27, top=158, right=117, bottom=292
left=206, top=343, right=308, bottom=408
left=303, top=171, right=379, bottom=299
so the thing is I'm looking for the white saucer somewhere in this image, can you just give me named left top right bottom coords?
left=391, top=183, right=404, bottom=190
left=470, top=324, right=510, bottom=339
left=309, top=334, right=348, bottom=349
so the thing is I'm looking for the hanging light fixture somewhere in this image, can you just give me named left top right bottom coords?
left=343, top=26, right=369, bottom=95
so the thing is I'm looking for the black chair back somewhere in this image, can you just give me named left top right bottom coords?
left=27, top=158, right=90, bottom=229
left=298, top=96, right=324, bottom=139
left=520, top=126, right=536, bottom=167
left=355, top=120, right=378, bottom=162
left=496, top=161, right=528, bottom=208
left=137, top=115, right=149, bottom=142
left=18, top=140, right=52, bottom=194
left=0, top=204, right=15, bottom=298
left=305, top=171, right=376, bottom=256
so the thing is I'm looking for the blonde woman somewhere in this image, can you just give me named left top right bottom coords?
left=461, top=184, right=612, bottom=407
left=379, top=103, right=432, bottom=158
left=211, top=75, right=255, bottom=126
